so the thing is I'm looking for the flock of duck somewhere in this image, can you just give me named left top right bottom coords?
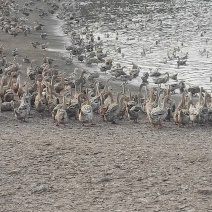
left=1, top=0, right=212, bottom=128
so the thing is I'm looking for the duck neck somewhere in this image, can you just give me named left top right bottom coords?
left=60, top=74, right=65, bottom=86
left=162, top=95, right=169, bottom=109
left=80, top=71, right=85, bottom=80
left=77, top=93, right=83, bottom=107
left=139, top=83, right=144, bottom=98
left=63, top=96, right=66, bottom=110
left=149, top=88, right=155, bottom=103
left=37, top=81, right=42, bottom=99
left=0, top=76, right=4, bottom=88
left=74, top=82, right=78, bottom=96
left=155, top=87, right=161, bottom=106
left=143, top=85, right=148, bottom=100
left=165, top=73, right=169, bottom=82
left=47, top=83, right=53, bottom=99
left=86, top=89, right=91, bottom=105
left=137, top=92, right=141, bottom=106
left=25, top=82, right=29, bottom=96
left=107, top=91, right=114, bottom=104
left=121, top=83, right=125, bottom=95
left=103, top=78, right=111, bottom=93
left=203, top=92, right=208, bottom=108
left=94, top=81, right=100, bottom=96
left=128, top=88, right=132, bottom=101
left=0, top=97, right=2, bottom=111
left=7, top=73, right=14, bottom=89
left=51, top=75, right=54, bottom=87
left=118, top=96, right=126, bottom=111
left=199, top=87, right=203, bottom=105
left=181, top=92, right=186, bottom=108
left=189, top=92, right=193, bottom=103
left=17, top=74, right=22, bottom=88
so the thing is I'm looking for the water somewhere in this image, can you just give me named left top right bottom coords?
left=53, top=0, right=212, bottom=91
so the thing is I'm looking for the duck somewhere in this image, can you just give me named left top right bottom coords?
left=43, top=54, right=54, bottom=65
left=40, top=33, right=47, bottom=39
left=169, top=73, right=178, bottom=80
left=87, top=71, right=100, bottom=82
left=187, top=85, right=201, bottom=96
left=77, top=54, right=84, bottom=62
left=141, top=72, right=149, bottom=83
left=46, top=80, right=59, bottom=113
left=0, top=75, right=7, bottom=99
left=177, top=109, right=190, bottom=127
left=138, top=83, right=148, bottom=113
left=90, top=80, right=100, bottom=113
left=4, top=88, right=14, bottom=102
left=131, top=62, right=139, bottom=70
left=104, top=92, right=127, bottom=124
left=55, top=96, right=68, bottom=126
left=177, top=56, right=186, bottom=68
left=35, top=81, right=46, bottom=114
left=74, top=70, right=87, bottom=90
left=149, top=68, right=161, bottom=77
left=153, top=72, right=169, bottom=86
left=129, top=67, right=140, bottom=79
left=54, top=73, right=65, bottom=94
left=169, top=81, right=186, bottom=93
left=99, top=91, right=110, bottom=121
left=0, top=98, right=14, bottom=112
left=148, top=89, right=169, bottom=128
left=23, top=56, right=30, bottom=63
left=188, top=91, right=200, bottom=126
left=0, top=44, right=4, bottom=56
left=197, top=89, right=209, bottom=126
left=145, top=87, right=157, bottom=116
left=111, top=66, right=127, bottom=78
left=173, top=92, right=187, bottom=125
left=207, top=91, right=212, bottom=125
left=27, top=60, right=37, bottom=80
left=163, top=85, right=176, bottom=121
left=23, top=82, right=32, bottom=113
left=30, top=41, right=40, bottom=48
left=116, top=86, right=133, bottom=120
left=34, top=21, right=44, bottom=31
left=125, top=92, right=142, bottom=123
left=180, top=52, right=189, bottom=60
left=100, top=77, right=112, bottom=99
left=14, top=94, right=30, bottom=122
left=17, top=74, right=24, bottom=99
left=66, top=92, right=84, bottom=120
left=12, top=48, right=18, bottom=56
left=79, top=88, right=94, bottom=126
left=120, top=74, right=132, bottom=83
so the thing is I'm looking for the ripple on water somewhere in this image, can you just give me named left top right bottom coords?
left=52, top=0, right=212, bottom=90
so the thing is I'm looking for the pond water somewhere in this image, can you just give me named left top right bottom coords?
left=54, top=0, right=212, bottom=91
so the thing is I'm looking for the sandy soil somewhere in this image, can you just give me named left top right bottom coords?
left=0, top=1, right=212, bottom=211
